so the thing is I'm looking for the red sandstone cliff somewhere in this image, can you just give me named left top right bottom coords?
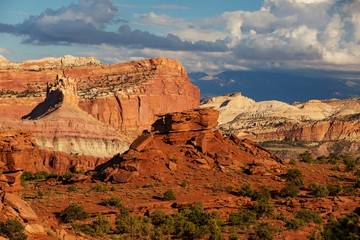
left=0, top=56, right=200, bottom=132
left=0, top=130, right=104, bottom=174
left=0, top=56, right=199, bottom=157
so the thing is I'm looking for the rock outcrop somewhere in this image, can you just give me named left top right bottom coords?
left=22, top=75, right=79, bottom=120
left=0, top=56, right=200, bottom=132
left=201, top=92, right=360, bottom=142
left=151, top=107, right=219, bottom=133
left=0, top=130, right=107, bottom=174
left=0, top=56, right=199, bottom=157
left=95, top=108, right=283, bottom=183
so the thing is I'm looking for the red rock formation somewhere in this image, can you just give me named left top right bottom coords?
left=22, top=75, right=79, bottom=119
left=241, top=116, right=360, bottom=142
left=95, top=108, right=283, bottom=183
left=151, top=107, right=219, bottom=133
left=0, top=130, right=107, bottom=174
left=0, top=56, right=200, bottom=132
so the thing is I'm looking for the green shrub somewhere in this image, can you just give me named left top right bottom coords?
left=151, top=210, right=175, bottom=237
left=285, top=219, right=305, bottom=230
left=253, top=186, right=271, bottom=203
left=228, top=232, right=239, bottom=240
left=35, top=190, right=45, bottom=198
left=92, top=183, right=109, bottom=192
left=72, top=223, right=93, bottom=235
left=226, top=185, right=235, bottom=192
left=46, top=173, right=60, bottom=180
left=250, top=223, right=274, bottom=240
left=289, top=159, right=297, bottom=165
left=298, top=151, right=313, bottom=163
left=20, top=172, right=34, bottom=182
left=284, top=169, right=304, bottom=186
left=59, top=205, right=89, bottom=222
left=355, top=175, right=360, bottom=188
left=181, top=180, right=188, bottom=188
left=328, top=153, right=341, bottom=165
left=61, top=172, right=74, bottom=181
left=116, top=212, right=152, bottom=239
left=110, top=186, right=117, bottom=191
left=341, top=185, right=358, bottom=196
left=173, top=203, right=223, bottom=240
left=163, top=189, right=176, bottom=201
left=33, top=171, right=49, bottom=181
left=280, top=182, right=300, bottom=198
left=343, top=157, right=358, bottom=171
left=321, top=215, right=359, bottom=239
left=68, top=185, right=77, bottom=192
left=103, top=196, right=124, bottom=208
left=253, top=201, right=274, bottom=219
left=0, top=218, right=28, bottom=240
left=308, top=183, right=329, bottom=197
left=228, top=209, right=257, bottom=228
left=316, top=155, right=327, bottom=164
left=237, top=183, right=254, bottom=197
left=92, top=214, right=111, bottom=236
left=295, top=209, right=322, bottom=224
left=327, top=183, right=342, bottom=196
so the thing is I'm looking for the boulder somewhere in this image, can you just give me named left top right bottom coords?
left=25, top=224, right=45, bottom=234
left=152, top=107, right=218, bottom=133
left=130, top=134, right=154, bottom=152
left=3, top=193, right=38, bottom=221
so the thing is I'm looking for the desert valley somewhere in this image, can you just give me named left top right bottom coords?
left=0, top=55, right=359, bottom=240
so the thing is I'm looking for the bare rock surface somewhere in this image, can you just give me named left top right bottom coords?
left=201, top=92, right=360, bottom=142
left=3, top=193, right=38, bottom=221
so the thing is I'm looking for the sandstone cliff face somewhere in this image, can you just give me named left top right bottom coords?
left=1, top=75, right=131, bottom=157
left=0, top=130, right=107, bottom=174
left=201, top=92, right=360, bottom=142
left=0, top=56, right=200, bottom=132
left=0, top=56, right=199, bottom=157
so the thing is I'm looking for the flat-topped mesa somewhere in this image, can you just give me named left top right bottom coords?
left=1, top=56, right=200, bottom=132
left=151, top=107, right=219, bottom=134
left=22, top=75, right=79, bottom=120
left=0, top=54, right=100, bottom=70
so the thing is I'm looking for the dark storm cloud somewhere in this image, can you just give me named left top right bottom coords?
left=0, top=0, right=227, bottom=52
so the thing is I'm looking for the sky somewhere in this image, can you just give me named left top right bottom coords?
left=0, top=0, right=360, bottom=74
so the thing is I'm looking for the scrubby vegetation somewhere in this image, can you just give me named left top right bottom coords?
left=0, top=218, right=28, bottom=240
left=320, top=215, right=359, bottom=239
left=59, top=204, right=89, bottom=223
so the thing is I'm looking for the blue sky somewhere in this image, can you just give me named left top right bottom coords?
left=0, top=0, right=359, bottom=74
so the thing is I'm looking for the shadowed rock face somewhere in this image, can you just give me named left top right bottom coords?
left=22, top=75, right=78, bottom=120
